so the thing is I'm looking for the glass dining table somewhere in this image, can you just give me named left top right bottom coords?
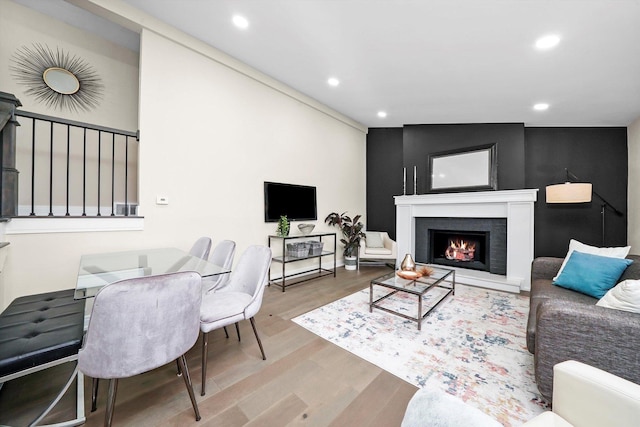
left=74, top=247, right=230, bottom=299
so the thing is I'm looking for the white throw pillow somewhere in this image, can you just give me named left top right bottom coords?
left=365, top=231, right=384, bottom=248
left=554, top=239, right=631, bottom=281
left=596, top=280, right=640, bottom=314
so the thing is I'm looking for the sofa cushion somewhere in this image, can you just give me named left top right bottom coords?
left=0, top=289, right=85, bottom=377
left=596, top=280, right=640, bottom=314
left=365, top=232, right=384, bottom=248
left=365, top=247, right=392, bottom=255
left=526, top=278, right=597, bottom=353
left=618, top=255, right=640, bottom=282
left=553, top=251, right=633, bottom=299
left=554, top=239, right=631, bottom=280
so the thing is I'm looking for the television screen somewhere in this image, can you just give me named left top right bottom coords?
left=264, top=182, right=317, bottom=222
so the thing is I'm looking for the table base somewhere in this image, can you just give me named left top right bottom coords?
left=369, top=278, right=454, bottom=330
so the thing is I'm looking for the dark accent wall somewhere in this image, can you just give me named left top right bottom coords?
left=525, top=127, right=628, bottom=257
left=367, top=124, right=628, bottom=257
left=366, top=128, right=403, bottom=240
left=403, top=123, right=526, bottom=192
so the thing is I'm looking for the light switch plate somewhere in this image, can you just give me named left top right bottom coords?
left=156, top=196, right=169, bottom=205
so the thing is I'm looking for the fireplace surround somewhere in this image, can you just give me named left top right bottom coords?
left=395, top=189, right=538, bottom=292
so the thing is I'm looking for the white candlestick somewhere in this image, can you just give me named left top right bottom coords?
left=413, top=166, right=417, bottom=194
left=403, top=168, right=406, bottom=195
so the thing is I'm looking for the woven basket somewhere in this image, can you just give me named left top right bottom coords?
left=307, top=241, right=324, bottom=255
left=286, top=242, right=309, bottom=258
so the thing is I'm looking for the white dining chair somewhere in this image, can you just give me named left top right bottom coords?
left=189, top=236, right=212, bottom=260
left=202, top=239, right=236, bottom=294
left=78, top=271, right=202, bottom=426
left=199, top=245, right=272, bottom=395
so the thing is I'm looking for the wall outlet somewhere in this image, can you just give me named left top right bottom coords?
left=156, top=196, right=169, bottom=205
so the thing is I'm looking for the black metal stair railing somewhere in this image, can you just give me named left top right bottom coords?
left=14, top=110, right=139, bottom=218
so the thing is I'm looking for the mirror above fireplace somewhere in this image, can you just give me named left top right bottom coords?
left=428, top=143, right=497, bottom=193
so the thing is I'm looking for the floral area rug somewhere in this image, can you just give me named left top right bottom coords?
left=292, top=284, right=549, bottom=426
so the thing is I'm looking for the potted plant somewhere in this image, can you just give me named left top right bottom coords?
left=325, top=211, right=365, bottom=271
left=276, top=215, right=290, bottom=237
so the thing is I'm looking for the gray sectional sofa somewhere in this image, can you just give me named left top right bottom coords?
left=526, top=255, right=640, bottom=401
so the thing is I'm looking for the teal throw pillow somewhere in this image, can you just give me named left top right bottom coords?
left=553, top=251, right=633, bottom=299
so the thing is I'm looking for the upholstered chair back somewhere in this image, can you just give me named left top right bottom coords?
left=189, top=236, right=212, bottom=260
left=224, top=245, right=271, bottom=318
left=78, top=271, right=202, bottom=379
left=204, top=240, right=236, bottom=292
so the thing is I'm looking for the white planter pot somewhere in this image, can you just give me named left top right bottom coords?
left=344, top=255, right=357, bottom=271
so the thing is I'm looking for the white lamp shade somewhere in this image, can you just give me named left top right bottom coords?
left=546, top=182, right=592, bottom=203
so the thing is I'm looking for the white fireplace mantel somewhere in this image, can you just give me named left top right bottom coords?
left=395, top=189, right=538, bottom=292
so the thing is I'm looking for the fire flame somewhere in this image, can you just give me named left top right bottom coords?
left=445, top=239, right=476, bottom=261
left=449, top=240, right=475, bottom=250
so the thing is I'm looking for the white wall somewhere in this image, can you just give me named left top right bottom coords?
left=628, top=116, right=640, bottom=252
left=0, top=1, right=367, bottom=309
left=136, top=28, right=366, bottom=266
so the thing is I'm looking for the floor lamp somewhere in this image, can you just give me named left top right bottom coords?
left=545, top=168, right=623, bottom=246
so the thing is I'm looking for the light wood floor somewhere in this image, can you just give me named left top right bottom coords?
left=0, top=266, right=417, bottom=426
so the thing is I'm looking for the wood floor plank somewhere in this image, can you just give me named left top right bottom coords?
left=308, top=343, right=384, bottom=393
left=243, top=393, right=308, bottom=427
left=191, top=405, right=249, bottom=427
left=369, top=380, right=418, bottom=427
left=288, top=384, right=360, bottom=427
left=211, top=333, right=325, bottom=392
left=329, top=370, right=408, bottom=427
left=293, top=361, right=359, bottom=407
left=236, top=359, right=317, bottom=419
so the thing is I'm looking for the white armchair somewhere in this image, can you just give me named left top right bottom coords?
left=523, top=360, right=640, bottom=427
left=358, top=231, right=397, bottom=269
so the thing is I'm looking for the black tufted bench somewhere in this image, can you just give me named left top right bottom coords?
left=0, top=289, right=86, bottom=426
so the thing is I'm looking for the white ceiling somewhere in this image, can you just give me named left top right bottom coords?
left=18, top=0, right=640, bottom=128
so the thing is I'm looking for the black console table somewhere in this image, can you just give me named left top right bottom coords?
left=268, top=232, right=336, bottom=292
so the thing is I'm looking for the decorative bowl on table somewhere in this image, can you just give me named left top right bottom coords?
left=396, top=270, right=422, bottom=280
left=298, top=223, right=315, bottom=235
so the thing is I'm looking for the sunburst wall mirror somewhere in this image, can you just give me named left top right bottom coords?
left=10, top=43, right=104, bottom=112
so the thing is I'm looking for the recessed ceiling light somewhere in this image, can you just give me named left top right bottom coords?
left=535, top=34, right=560, bottom=50
left=232, top=15, right=249, bottom=29
left=533, top=103, right=550, bottom=111
left=327, top=77, right=340, bottom=87
left=377, top=111, right=387, bottom=118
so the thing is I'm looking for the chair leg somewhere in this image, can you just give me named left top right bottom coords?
left=249, top=317, right=266, bottom=360
left=235, top=322, right=241, bottom=341
left=176, top=359, right=182, bottom=376
left=201, top=331, right=209, bottom=396
left=223, top=326, right=229, bottom=339
left=177, top=355, right=201, bottom=421
left=91, top=377, right=99, bottom=412
left=105, top=378, right=118, bottom=427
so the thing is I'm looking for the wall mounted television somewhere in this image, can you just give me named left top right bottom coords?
left=264, top=181, right=317, bottom=222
